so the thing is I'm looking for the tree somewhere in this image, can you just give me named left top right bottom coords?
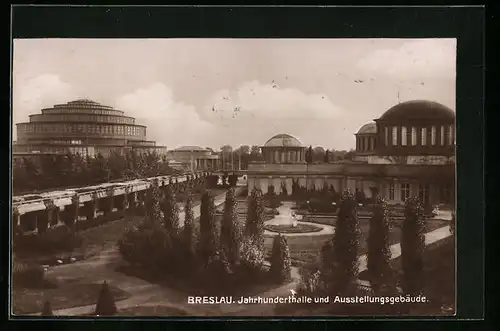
left=305, top=146, right=313, bottom=164
left=161, top=186, right=181, bottom=235
left=313, top=146, right=325, bottom=163
left=220, top=188, right=242, bottom=267
left=367, top=195, right=394, bottom=293
left=401, top=196, right=425, bottom=295
left=269, top=234, right=292, bottom=283
left=240, top=188, right=266, bottom=272
left=107, top=150, right=127, bottom=180
left=95, top=281, right=117, bottom=316
left=144, top=179, right=163, bottom=225
left=245, top=188, right=265, bottom=250
left=324, top=149, right=330, bottom=163
left=41, top=300, right=53, bottom=316
left=343, top=149, right=356, bottom=161
left=199, top=190, right=218, bottom=266
left=182, top=192, right=196, bottom=261
left=331, top=190, right=361, bottom=295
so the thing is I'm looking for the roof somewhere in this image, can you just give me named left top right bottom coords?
left=377, top=100, right=455, bottom=122
left=263, top=134, right=304, bottom=148
left=174, top=146, right=208, bottom=152
left=356, top=122, right=377, bottom=135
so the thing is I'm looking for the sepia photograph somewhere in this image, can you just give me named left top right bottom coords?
left=11, top=38, right=456, bottom=317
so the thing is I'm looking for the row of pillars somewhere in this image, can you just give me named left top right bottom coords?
left=13, top=174, right=208, bottom=235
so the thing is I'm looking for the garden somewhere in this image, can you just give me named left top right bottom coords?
left=114, top=183, right=293, bottom=301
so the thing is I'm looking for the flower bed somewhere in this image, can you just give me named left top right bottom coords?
left=264, top=223, right=323, bottom=234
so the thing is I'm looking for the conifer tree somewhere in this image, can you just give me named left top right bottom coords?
left=367, top=195, right=393, bottom=293
left=144, top=179, right=163, bottom=225
left=269, top=234, right=292, bottom=283
left=95, top=281, right=117, bottom=316
left=199, top=190, right=218, bottom=266
left=41, top=300, right=53, bottom=316
left=332, top=190, right=361, bottom=295
left=401, top=196, right=426, bottom=295
left=221, top=188, right=242, bottom=267
left=182, top=192, right=196, bottom=260
left=161, top=185, right=181, bottom=235
left=245, top=188, right=265, bottom=250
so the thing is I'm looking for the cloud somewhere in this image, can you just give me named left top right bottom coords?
left=12, top=74, right=78, bottom=139
left=115, top=83, right=214, bottom=149
left=13, top=74, right=77, bottom=123
left=357, top=39, right=456, bottom=79
left=203, top=81, right=343, bottom=123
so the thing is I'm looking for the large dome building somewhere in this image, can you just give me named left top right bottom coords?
left=13, top=99, right=167, bottom=158
left=247, top=100, right=455, bottom=206
left=261, top=134, right=307, bottom=164
left=354, top=100, right=456, bottom=165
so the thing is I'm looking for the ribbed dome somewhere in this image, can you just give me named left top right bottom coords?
left=356, top=122, right=377, bottom=134
left=378, top=100, right=455, bottom=122
left=264, top=134, right=304, bottom=148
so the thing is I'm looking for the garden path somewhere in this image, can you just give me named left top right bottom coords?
left=34, top=190, right=452, bottom=317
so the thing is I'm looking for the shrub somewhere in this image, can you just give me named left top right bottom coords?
left=401, top=196, right=426, bottom=295
left=297, top=265, right=322, bottom=296
left=118, top=223, right=172, bottom=270
left=330, top=190, right=361, bottom=295
left=220, top=188, right=242, bottom=268
left=319, top=239, right=336, bottom=293
left=269, top=235, right=292, bottom=283
left=367, top=195, right=394, bottom=293
left=239, top=236, right=265, bottom=274
left=95, top=281, right=117, bottom=316
left=12, top=255, right=45, bottom=288
left=13, top=226, right=83, bottom=256
left=41, top=300, right=53, bottom=316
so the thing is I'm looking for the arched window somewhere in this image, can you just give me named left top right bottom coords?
left=411, top=127, right=417, bottom=146
left=431, top=126, right=437, bottom=145
left=401, top=127, right=407, bottom=146
left=440, top=126, right=445, bottom=145
left=384, top=127, right=389, bottom=146
left=448, top=125, right=453, bottom=145
left=392, top=126, right=398, bottom=146
left=421, top=127, right=427, bottom=146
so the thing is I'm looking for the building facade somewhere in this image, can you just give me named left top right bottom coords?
left=247, top=100, right=456, bottom=206
left=167, top=146, right=220, bottom=172
left=14, top=99, right=167, bottom=158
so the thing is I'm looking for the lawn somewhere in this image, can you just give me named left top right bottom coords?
left=16, top=188, right=230, bottom=265
left=264, top=223, right=323, bottom=234
left=12, top=282, right=130, bottom=315
left=264, top=217, right=449, bottom=267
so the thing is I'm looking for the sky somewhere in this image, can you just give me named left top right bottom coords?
left=12, top=38, right=456, bottom=151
